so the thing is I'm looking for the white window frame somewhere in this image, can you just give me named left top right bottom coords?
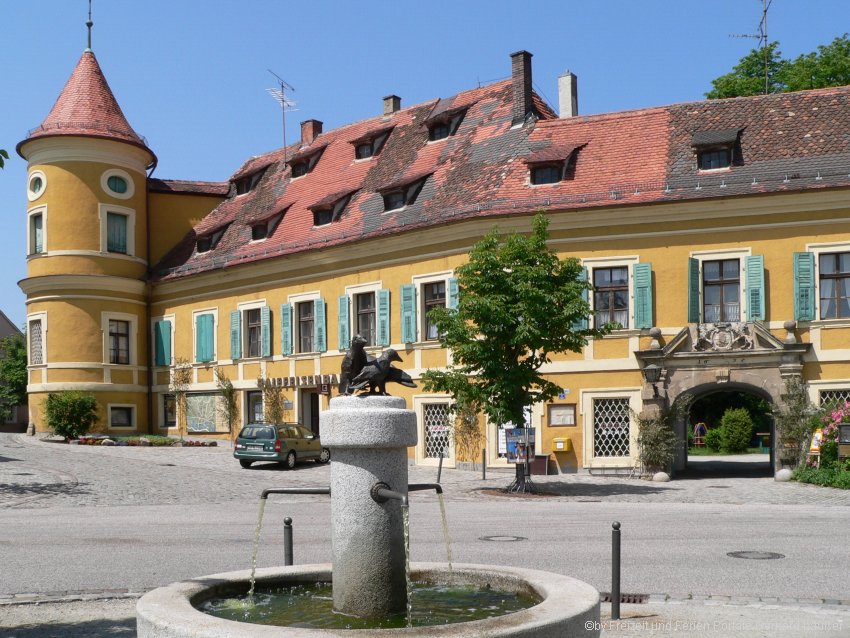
left=580, top=388, right=641, bottom=469
left=806, top=241, right=850, bottom=325
left=412, top=271, right=453, bottom=343
left=107, top=403, right=136, bottom=430
left=27, top=205, right=47, bottom=256
left=806, top=380, right=850, bottom=406
left=413, top=394, right=455, bottom=468
left=236, top=300, right=267, bottom=359
left=102, top=312, right=138, bottom=366
left=690, top=248, right=752, bottom=322
left=287, top=292, right=321, bottom=355
left=98, top=203, right=136, bottom=256
left=27, top=312, right=47, bottom=367
left=100, top=168, right=135, bottom=200
left=582, top=256, right=639, bottom=331
left=151, top=313, right=175, bottom=367
left=27, top=170, right=47, bottom=202
left=192, top=308, right=218, bottom=364
left=344, top=282, right=382, bottom=348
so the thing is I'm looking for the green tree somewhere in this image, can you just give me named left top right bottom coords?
left=0, top=149, right=9, bottom=169
left=706, top=42, right=786, bottom=98
left=45, top=391, right=98, bottom=440
left=215, top=368, right=239, bottom=436
left=0, top=333, right=27, bottom=421
left=169, top=357, right=192, bottom=441
left=422, top=213, right=608, bottom=490
left=782, top=34, right=850, bottom=91
left=719, top=407, right=754, bottom=453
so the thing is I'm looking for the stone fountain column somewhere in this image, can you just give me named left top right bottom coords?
left=320, top=395, right=417, bottom=618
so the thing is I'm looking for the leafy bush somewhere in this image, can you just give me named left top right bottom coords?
left=634, top=395, right=693, bottom=475
left=704, top=428, right=722, bottom=452
left=45, top=391, right=98, bottom=439
left=793, top=466, right=850, bottom=489
left=719, top=408, right=753, bottom=453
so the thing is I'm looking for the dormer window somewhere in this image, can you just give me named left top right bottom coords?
left=288, top=146, right=325, bottom=179
left=290, top=162, right=309, bottom=178
left=525, top=143, right=584, bottom=186
left=428, top=122, right=450, bottom=141
left=424, top=104, right=467, bottom=142
left=196, top=225, right=228, bottom=253
left=309, top=190, right=357, bottom=227
left=379, top=172, right=431, bottom=212
left=350, top=126, right=394, bottom=161
left=249, top=210, right=286, bottom=241
left=251, top=223, right=268, bottom=241
left=235, top=168, right=266, bottom=195
left=692, top=128, right=741, bottom=171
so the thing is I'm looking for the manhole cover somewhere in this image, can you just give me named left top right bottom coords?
left=600, top=592, right=649, bottom=604
left=727, top=551, right=784, bottom=560
left=479, top=535, right=527, bottom=542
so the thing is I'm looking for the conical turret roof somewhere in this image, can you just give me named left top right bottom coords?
left=18, top=50, right=154, bottom=162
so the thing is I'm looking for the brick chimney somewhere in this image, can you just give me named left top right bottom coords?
left=300, top=119, right=323, bottom=145
left=510, top=50, right=533, bottom=127
left=558, top=71, right=578, bottom=118
left=383, top=95, right=401, bottom=116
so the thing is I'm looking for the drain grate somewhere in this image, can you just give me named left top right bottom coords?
left=600, top=592, right=649, bottom=604
left=727, top=551, right=784, bottom=560
left=158, top=463, right=176, bottom=467
left=478, top=535, right=527, bottom=542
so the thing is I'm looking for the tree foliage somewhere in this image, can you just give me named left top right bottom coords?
left=772, top=377, right=819, bottom=467
left=169, top=357, right=192, bottom=439
left=215, top=368, right=239, bottom=433
left=0, top=149, right=9, bottom=169
left=45, top=391, right=98, bottom=439
left=422, top=213, right=608, bottom=430
left=0, top=333, right=27, bottom=421
left=634, top=394, right=693, bottom=475
left=707, top=35, right=850, bottom=99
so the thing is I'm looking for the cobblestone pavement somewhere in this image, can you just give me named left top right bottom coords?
left=3, top=433, right=850, bottom=510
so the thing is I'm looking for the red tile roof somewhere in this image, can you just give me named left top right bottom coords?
left=152, top=82, right=850, bottom=281
left=18, top=51, right=154, bottom=161
left=148, top=179, right=230, bottom=196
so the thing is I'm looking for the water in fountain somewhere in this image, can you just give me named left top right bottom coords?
left=247, top=497, right=266, bottom=599
left=437, top=492, right=453, bottom=571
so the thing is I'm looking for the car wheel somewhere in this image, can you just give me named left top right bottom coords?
left=239, top=459, right=253, bottom=469
left=284, top=450, right=296, bottom=469
left=317, top=448, right=331, bottom=464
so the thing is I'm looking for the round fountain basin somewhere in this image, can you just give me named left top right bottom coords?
left=136, top=562, right=600, bottom=637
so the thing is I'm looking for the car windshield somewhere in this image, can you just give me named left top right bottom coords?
left=239, top=426, right=275, bottom=440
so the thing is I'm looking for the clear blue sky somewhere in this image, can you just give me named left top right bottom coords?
left=1, top=0, right=848, bottom=327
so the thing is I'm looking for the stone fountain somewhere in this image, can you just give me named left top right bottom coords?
left=136, top=347, right=600, bottom=636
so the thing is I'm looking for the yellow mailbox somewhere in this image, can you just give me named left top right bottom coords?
left=552, top=437, right=572, bottom=453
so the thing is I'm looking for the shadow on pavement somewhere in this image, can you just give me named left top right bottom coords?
left=0, top=617, right=135, bottom=637
left=480, top=482, right=678, bottom=497
left=0, top=482, right=89, bottom=500
left=678, top=455, right=772, bottom=480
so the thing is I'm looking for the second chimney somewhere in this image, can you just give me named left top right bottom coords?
left=510, top=50, right=533, bottom=127
left=558, top=71, right=578, bottom=118
left=300, top=119, right=323, bottom=145
left=383, top=95, right=401, bottom=116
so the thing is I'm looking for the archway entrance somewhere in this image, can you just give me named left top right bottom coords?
left=683, top=388, right=773, bottom=478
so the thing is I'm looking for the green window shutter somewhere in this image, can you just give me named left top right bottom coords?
left=154, top=320, right=171, bottom=366
left=377, top=288, right=391, bottom=346
left=280, top=303, right=293, bottom=356
left=633, top=263, right=653, bottom=329
left=196, top=314, right=214, bottom=362
left=745, top=255, right=765, bottom=321
left=230, top=310, right=241, bottom=360
left=688, top=258, right=701, bottom=323
left=261, top=305, right=271, bottom=357
left=447, top=277, right=459, bottom=310
left=793, top=252, right=816, bottom=321
left=314, top=299, right=327, bottom=353
left=338, top=296, right=350, bottom=351
left=106, top=212, right=128, bottom=253
left=400, top=284, right=417, bottom=343
left=571, top=267, right=589, bottom=331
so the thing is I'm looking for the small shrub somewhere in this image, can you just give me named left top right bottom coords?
left=45, top=391, right=98, bottom=440
left=792, top=466, right=850, bottom=489
left=819, top=440, right=839, bottom=470
left=719, top=408, right=753, bottom=453
left=704, top=428, right=722, bottom=452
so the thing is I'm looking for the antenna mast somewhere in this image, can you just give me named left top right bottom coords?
left=266, top=70, right=297, bottom=164
left=730, top=0, right=772, bottom=94
left=86, top=0, right=94, bottom=51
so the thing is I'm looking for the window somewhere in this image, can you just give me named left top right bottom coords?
left=592, top=398, right=631, bottom=458
left=423, top=402, right=452, bottom=460
left=28, top=317, right=44, bottom=365
left=356, top=292, right=376, bottom=346
left=314, top=209, right=334, bottom=226
left=28, top=170, right=46, bottom=201
left=231, top=305, right=270, bottom=359
left=311, top=191, right=355, bottom=227
left=692, top=128, right=740, bottom=171
left=593, top=267, right=628, bottom=328
left=531, top=164, right=562, bottom=185
left=298, top=302, right=314, bottom=353
left=350, top=127, right=393, bottom=160
left=106, top=212, right=128, bottom=254
left=101, top=169, right=134, bottom=199
left=235, top=169, right=265, bottom=195
left=424, top=104, right=466, bottom=142
left=423, top=282, right=446, bottom=340
left=383, top=191, right=407, bottom=211
left=247, top=391, right=264, bottom=423
left=291, top=162, right=309, bottom=178
left=698, top=149, right=731, bottom=170
left=163, top=394, right=177, bottom=428
left=109, top=405, right=134, bottom=428
left=355, top=143, right=374, bottom=159
left=251, top=223, right=267, bottom=241
left=245, top=309, right=262, bottom=358
left=379, top=175, right=429, bottom=213
left=250, top=212, right=283, bottom=242
left=109, top=320, right=130, bottom=364
left=107, top=175, right=128, bottom=194
left=703, top=259, right=740, bottom=323
left=428, top=122, right=450, bottom=141
left=819, top=252, right=850, bottom=320
left=197, top=226, right=227, bottom=253
left=195, top=312, right=216, bottom=363
left=29, top=212, right=44, bottom=254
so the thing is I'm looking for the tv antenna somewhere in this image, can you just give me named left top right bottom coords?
left=730, top=0, right=772, bottom=94
left=266, top=70, right=297, bottom=163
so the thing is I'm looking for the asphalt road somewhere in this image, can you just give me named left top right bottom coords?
left=1, top=433, right=849, bottom=637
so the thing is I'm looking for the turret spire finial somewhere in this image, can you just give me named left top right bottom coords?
left=85, top=0, right=93, bottom=52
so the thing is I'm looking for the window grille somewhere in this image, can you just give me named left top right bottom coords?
left=820, top=389, right=850, bottom=408
left=593, top=398, right=631, bottom=457
left=29, top=320, right=43, bottom=365
left=423, top=403, right=451, bottom=459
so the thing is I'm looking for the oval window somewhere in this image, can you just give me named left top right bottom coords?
left=30, top=176, right=44, bottom=194
left=107, top=175, right=128, bottom=194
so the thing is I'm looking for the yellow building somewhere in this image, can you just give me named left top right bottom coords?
left=18, top=45, right=850, bottom=473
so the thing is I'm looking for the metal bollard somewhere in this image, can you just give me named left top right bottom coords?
left=437, top=451, right=444, bottom=484
left=611, top=521, right=621, bottom=620
left=284, top=517, right=293, bottom=566
left=482, top=448, right=486, bottom=480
